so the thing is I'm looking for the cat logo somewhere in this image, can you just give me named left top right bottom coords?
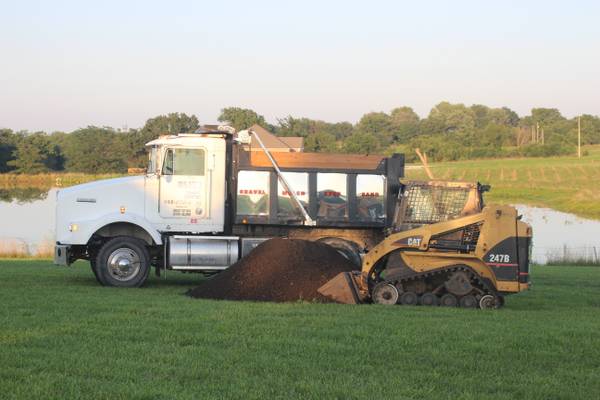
left=407, top=237, right=422, bottom=246
left=393, top=235, right=424, bottom=247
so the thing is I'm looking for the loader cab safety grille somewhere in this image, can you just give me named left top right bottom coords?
left=394, top=183, right=473, bottom=231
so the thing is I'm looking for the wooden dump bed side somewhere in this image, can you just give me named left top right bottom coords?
left=239, top=150, right=387, bottom=172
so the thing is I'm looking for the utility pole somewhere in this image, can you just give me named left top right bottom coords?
left=578, top=116, right=581, bottom=158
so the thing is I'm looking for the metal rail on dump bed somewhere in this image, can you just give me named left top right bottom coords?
left=250, top=129, right=316, bottom=226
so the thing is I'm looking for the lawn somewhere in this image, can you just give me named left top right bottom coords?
left=405, top=145, right=600, bottom=220
left=1, top=260, right=599, bottom=399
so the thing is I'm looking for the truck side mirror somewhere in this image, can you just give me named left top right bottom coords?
left=236, top=130, right=252, bottom=144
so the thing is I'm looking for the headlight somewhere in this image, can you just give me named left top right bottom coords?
left=68, top=223, right=79, bottom=232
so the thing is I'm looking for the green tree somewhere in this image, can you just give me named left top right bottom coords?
left=276, top=116, right=317, bottom=137
left=355, top=112, right=394, bottom=146
left=63, top=127, right=127, bottom=173
left=408, top=134, right=465, bottom=162
left=322, top=122, right=354, bottom=140
left=276, top=116, right=353, bottom=141
left=527, top=108, right=569, bottom=144
left=119, top=128, right=149, bottom=168
left=420, top=102, right=477, bottom=147
left=218, top=107, right=266, bottom=131
left=470, top=104, right=491, bottom=129
left=479, top=123, right=515, bottom=147
left=578, top=115, right=600, bottom=145
left=304, top=132, right=337, bottom=152
left=0, top=129, right=18, bottom=173
left=499, top=107, right=520, bottom=127
left=8, top=132, right=63, bottom=173
left=278, top=117, right=350, bottom=137
left=128, top=113, right=200, bottom=168
left=343, top=132, right=379, bottom=154
left=531, top=108, right=564, bottom=125
left=390, top=106, right=420, bottom=125
left=139, top=113, right=199, bottom=142
left=390, top=106, right=420, bottom=141
left=276, top=116, right=354, bottom=144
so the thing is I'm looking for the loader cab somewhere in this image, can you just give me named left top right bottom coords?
left=143, top=131, right=228, bottom=233
left=393, top=180, right=487, bottom=232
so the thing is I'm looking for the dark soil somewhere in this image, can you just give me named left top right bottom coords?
left=188, top=238, right=355, bottom=302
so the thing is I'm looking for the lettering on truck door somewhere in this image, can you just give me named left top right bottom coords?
left=159, top=147, right=207, bottom=221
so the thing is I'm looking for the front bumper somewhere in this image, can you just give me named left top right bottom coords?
left=54, top=244, right=71, bottom=266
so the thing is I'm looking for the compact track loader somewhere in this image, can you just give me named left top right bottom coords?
left=318, top=204, right=532, bottom=308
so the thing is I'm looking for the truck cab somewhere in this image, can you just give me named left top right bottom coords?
left=143, top=134, right=227, bottom=233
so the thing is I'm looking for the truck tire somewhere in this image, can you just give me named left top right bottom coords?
left=316, top=237, right=362, bottom=268
left=89, top=260, right=103, bottom=285
left=95, top=236, right=151, bottom=287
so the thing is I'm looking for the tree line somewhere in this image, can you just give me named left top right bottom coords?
left=1, top=103, right=600, bottom=174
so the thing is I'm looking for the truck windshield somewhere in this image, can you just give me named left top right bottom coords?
left=147, top=146, right=158, bottom=174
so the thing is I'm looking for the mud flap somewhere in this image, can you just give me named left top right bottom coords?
left=317, top=271, right=363, bottom=304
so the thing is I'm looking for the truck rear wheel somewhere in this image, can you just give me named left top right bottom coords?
left=316, top=237, right=362, bottom=268
left=95, top=237, right=150, bottom=287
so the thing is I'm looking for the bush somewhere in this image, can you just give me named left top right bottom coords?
left=519, top=143, right=574, bottom=157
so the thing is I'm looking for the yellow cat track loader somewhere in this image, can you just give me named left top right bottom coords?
left=318, top=204, right=532, bottom=308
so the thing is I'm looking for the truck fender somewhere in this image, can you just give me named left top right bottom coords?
left=80, top=212, right=163, bottom=245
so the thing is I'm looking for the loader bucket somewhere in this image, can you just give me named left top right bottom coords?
left=317, top=272, right=363, bottom=304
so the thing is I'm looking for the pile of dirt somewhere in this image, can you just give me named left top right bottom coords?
left=188, top=238, right=355, bottom=302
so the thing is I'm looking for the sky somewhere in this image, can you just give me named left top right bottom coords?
left=1, top=0, right=599, bottom=132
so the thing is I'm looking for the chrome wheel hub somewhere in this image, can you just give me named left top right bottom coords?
left=107, top=248, right=141, bottom=281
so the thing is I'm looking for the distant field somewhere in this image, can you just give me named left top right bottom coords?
left=0, top=172, right=124, bottom=189
left=1, top=260, right=599, bottom=399
left=406, top=145, right=600, bottom=219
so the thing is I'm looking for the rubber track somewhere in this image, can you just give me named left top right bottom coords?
left=380, top=264, right=498, bottom=298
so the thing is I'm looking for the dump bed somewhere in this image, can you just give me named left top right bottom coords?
left=232, top=148, right=404, bottom=229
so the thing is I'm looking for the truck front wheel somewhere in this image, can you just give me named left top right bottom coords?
left=90, top=260, right=101, bottom=284
left=95, top=237, right=151, bottom=287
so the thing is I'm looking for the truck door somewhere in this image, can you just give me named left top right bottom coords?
left=155, top=139, right=226, bottom=232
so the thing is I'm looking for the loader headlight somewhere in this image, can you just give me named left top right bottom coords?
left=68, top=223, right=79, bottom=232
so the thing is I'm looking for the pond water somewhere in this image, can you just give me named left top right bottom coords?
left=0, top=186, right=599, bottom=263
left=0, top=188, right=56, bottom=254
left=514, top=204, right=600, bottom=264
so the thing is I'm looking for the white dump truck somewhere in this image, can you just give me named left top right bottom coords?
left=54, top=125, right=406, bottom=287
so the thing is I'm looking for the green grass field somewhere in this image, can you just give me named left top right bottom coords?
left=405, top=146, right=600, bottom=220
left=1, top=260, right=599, bottom=399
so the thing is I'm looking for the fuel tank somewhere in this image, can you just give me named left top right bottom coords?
left=168, top=236, right=239, bottom=271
